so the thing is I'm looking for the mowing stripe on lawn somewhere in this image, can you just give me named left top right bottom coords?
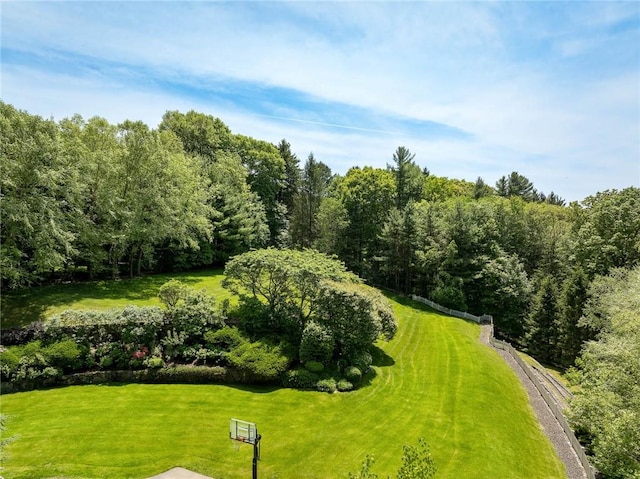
left=1, top=279, right=566, bottom=479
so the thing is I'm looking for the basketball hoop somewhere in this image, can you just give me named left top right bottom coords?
left=229, top=418, right=262, bottom=479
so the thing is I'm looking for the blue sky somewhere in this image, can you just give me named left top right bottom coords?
left=1, top=1, right=639, bottom=202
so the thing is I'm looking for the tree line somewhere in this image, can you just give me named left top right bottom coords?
left=3, top=101, right=640, bottom=365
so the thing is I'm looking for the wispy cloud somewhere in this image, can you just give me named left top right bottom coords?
left=1, top=1, right=638, bottom=202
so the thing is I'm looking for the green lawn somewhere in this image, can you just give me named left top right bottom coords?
left=0, top=270, right=230, bottom=328
left=1, top=277, right=566, bottom=479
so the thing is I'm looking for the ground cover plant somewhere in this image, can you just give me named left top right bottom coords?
left=1, top=283, right=566, bottom=479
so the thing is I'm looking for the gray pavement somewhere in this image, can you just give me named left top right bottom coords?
left=146, top=467, right=213, bottom=479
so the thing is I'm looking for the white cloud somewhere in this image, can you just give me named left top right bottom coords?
left=1, top=1, right=638, bottom=202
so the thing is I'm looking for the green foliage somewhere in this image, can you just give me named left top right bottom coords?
left=154, top=365, right=229, bottom=384
left=388, top=146, right=424, bottom=209
left=1, top=102, right=78, bottom=287
left=299, top=320, right=334, bottom=364
left=316, top=378, right=337, bottom=393
left=569, top=267, right=640, bottom=478
left=349, top=438, right=436, bottom=479
left=570, top=188, right=640, bottom=277
left=557, top=268, right=593, bottom=367
left=315, top=281, right=397, bottom=359
left=335, top=166, right=396, bottom=276
left=396, top=438, right=437, bottom=479
left=344, top=366, right=362, bottom=385
left=167, top=288, right=225, bottom=342
left=495, top=171, right=537, bottom=202
left=290, top=153, right=332, bottom=248
left=226, top=340, right=291, bottom=382
left=477, top=251, right=531, bottom=340
left=336, top=379, right=354, bottom=392
left=223, top=248, right=360, bottom=344
left=524, top=275, right=561, bottom=363
left=0, top=339, right=84, bottom=381
left=158, top=280, right=188, bottom=308
left=204, top=326, right=246, bottom=351
left=349, top=351, right=373, bottom=374
left=304, top=361, right=324, bottom=373
left=282, top=367, right=320, bottom=389
left=46, top=306, right=166, bottom=347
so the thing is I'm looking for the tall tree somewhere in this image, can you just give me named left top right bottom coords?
left=473, top=176, right=493, bottom=199
left=58, top=115, right=122, bottom=278
left=114, top=121, right=211, bottom=277
left=388, top=146, right=424, bottom=209
left=206, top=151, right=269, bottom=262
left=335, top=167, right=395, bottom=278
left=159, top=110, right=232, bottom=161
left=380, top=203, right=417, bottom=293
left=569, top=188, right=640, bottom=277
left=0, top=102, right=78, bottom=287
left=232, top=135, right=287, bottom=245
left=276, top=139, right=301, bottom=219
left=496, top=171, right=537, bottom=202
left=569, top=267, right=640, bottom=478
left=524, top=275, right=561, bottom=363
left=477, top=251, right=532, bottom=341
left=557, top=267, right=592, bottom=367
left=315, top=197, right=349, bottom=255
left=290, top=153, right=332, bottom=248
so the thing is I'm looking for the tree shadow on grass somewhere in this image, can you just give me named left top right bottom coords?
left=1, top=269, right=225, bottom=328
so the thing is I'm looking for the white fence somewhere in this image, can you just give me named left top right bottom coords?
left=411, top=294, right=596, bottom=479
left=410, top=295, right=492, bottom=324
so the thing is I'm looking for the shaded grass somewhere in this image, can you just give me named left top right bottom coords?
left=0, top=270, right=230, bottom=328
left=1, top=284, right=566, bottom=479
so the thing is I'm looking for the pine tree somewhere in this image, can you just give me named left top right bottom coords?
left=525, top=275, right=561, bottom=364
left=557, top=267, right=593, bottom=367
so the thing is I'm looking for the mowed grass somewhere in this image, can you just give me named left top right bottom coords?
left=1, top=277, right=566, bottom=479
left=0, top=269, right=230, bottom=328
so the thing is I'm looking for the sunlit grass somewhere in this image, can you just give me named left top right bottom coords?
left=0, top=269, right=230, bottom=328
left=1, top=284, right=566, bottom=479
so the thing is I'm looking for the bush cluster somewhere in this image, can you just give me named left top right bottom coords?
left=3, top=278, right=381, bottom=393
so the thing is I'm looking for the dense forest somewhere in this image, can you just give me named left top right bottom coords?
left=2, top=101, right=639, bottom=476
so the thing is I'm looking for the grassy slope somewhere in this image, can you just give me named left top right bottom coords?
left=1, top=277, right=566, bottom=479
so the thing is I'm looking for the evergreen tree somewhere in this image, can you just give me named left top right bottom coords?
left=388, top=146, right=424, bottom=209
left=525, top=275, right=561, bottom=363
left=277, top=139, right=301, bottom=218
left=557, top=267, right=592, bottom=367
left=290, top=153, right=332, bottom=248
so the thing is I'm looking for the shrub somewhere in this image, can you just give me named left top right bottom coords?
left=46, top=307, right=166, bottom=347
left=337, top=379, right=354, bottom=392
left=158, top=280, right=188, bottom=308
left=144, top=356, right=164, bottom=369
left=227, top=340, right=291, bottom=382
left=153, top=365, right=230, bottom=384
left=304, top=360, right=324, bottom=373
left=167, top=289, right=225, bottom=342
left=0, top=348, right=20, bottom=380
left=204, top=326, right=246, bottom=351
left=344, top=366, right=362, bottom=385
left=299, top=321, right=334, bottom=364
left=1, top=321, right=44, bottom=346
left=349, top=351, right=373, bottom=374
left=45, top=340, right=84, bottom=372
left=282, top=368, right=320, bottom=389
left=316, top=378, right=337, bottom=393
left=161, top=329, right=187, bottom=361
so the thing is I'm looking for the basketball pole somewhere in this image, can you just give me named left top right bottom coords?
left=252, top=434, right=262, bottom=479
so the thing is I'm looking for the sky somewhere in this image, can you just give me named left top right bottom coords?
left=1, top=1, right=639, bottom=202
